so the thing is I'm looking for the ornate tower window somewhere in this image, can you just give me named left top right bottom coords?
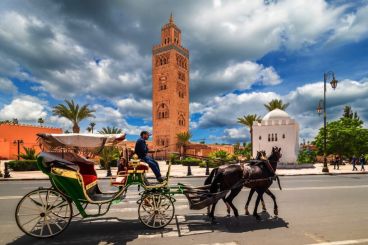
left=178, top=71, right=185, bottom=81
left=177, top=83, right=186, bottom=98
left=178, top=115, right=185, bottom=126
left=157, top=103, right=169, bottom=119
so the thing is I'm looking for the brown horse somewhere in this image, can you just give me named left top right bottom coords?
left=205, top=150, right=268, bottom=216
left=205, top=147, right=282, bottom=222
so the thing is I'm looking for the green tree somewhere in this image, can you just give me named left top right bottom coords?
left=264, top=99, right=289, bottom=111
left=37, top=117, right=44, bottom=126
left=176, top=131, right=192, bottom=158
left=99, top=146, right=120, bottom=176
left=98, top=126, right=122, bottom=134
left=313, top=107, right=368, bottom=160
left=18, top=147, right=38, bottom=160
left=52, top=99, right=95, bottom=133
left=237, top=114, right=261, bottom=154
left=89, top=122, right=96, bottom=133
left=12, top=118, right=19, bottom=124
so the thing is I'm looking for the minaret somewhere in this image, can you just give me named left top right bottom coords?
left=152, top=14, right=190, bottom=156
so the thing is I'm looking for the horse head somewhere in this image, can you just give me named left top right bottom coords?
left=269, top=147, right=282, bottom=162
left=256, top=150, right=267, bottom=160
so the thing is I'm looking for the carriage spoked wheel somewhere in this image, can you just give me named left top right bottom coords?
left=15, top=189, right=72, bottom=238
left=138, top=193, right=175, bottom=229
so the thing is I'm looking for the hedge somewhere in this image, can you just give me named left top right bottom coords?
left=7, top=160, right=38, bottom=171
left=175, top=158, right=202, bottom=166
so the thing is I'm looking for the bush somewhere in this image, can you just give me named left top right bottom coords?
left=168, top=153, right=180, bottom=165
left=7, top=160, right=38, bottom=171
left=176, top=157, right=202, bottom=166
left=297, top=149, right=317, bottom=164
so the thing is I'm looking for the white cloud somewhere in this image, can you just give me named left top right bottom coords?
left=189, top=0, right=345, bottom=58
left=209, top=127, right=248, bottom=143
left=116, top=97, right=152, bottom=120
left=197, top=91, right=280, bottom=128
left=195, top=78, right=368, bottom=141
left=328, top=5, right=368, bottom=44
left=0, top=78, right=17, bottom=94
left=213, top=61, right=281, bottom=89
left=0, top=95, right=47, bottom=122
left=91, top=104, right=151, bottom=136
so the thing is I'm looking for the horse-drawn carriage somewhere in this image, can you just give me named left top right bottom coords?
left=15, top=133, right=229, bottom=238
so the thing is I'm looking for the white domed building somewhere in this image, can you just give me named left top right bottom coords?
left=252, top=109, right=299, bottom=164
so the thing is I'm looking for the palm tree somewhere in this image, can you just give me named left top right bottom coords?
left=98, top=126, right=122, bottom=134
left=86, top=127, right=92, bottom=133
left=176, top=131, right=192, bottom=158
left=19, top=147, right=38, bottom=160
left=38, top=117, right=44, bottom=126
left=264, top=99, right=289, bottom=111
left=237, top=114, right=262, bottom=154
left=52, top=99, right=95, bottom=133
left=89, top=122, right=96, bottom=133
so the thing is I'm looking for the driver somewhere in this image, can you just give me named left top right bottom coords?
left=134, top=131, right=165, bottom=183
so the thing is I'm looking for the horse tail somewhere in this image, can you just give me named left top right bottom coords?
left=204, top=167, right=218, bottom=185
left=276, top=175, right=282, bottom=190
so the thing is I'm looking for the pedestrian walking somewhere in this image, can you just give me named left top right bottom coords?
left=333, top=156, right=340, bottom=170
left=359, top=154, right=365, bottom=171
left=352, top=156, right=358, bottom=171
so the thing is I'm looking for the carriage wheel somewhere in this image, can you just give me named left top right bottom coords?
left=138, top=193, right=174, bottom=229
left=15, top=189, right=72, bottom=238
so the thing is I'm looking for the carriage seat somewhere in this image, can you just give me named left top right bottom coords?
left=40, top=152, right=98, bottom=189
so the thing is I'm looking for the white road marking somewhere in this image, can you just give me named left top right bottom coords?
left=0, top=196, right=22, bottom=200
left=271, top=185, right=368, bottom=191
left=306, top=238, right=368, bottom=245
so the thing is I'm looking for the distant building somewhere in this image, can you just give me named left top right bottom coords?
left=0, top=124, right=62, bottom=160
left=152, top=14, right=190, bottom=155
left=252, top=109, right=299, bottom=163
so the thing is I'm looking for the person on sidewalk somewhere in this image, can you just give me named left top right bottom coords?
left=134, top=131, right=165, bottom=182
left=359, top=154, right=365, bottom=171
left=352, top=156, right=358, bottom=171
left=333, top=155, right=340, bottom=170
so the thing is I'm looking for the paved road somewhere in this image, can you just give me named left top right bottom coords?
left=1, top=175, right=368, bottom=245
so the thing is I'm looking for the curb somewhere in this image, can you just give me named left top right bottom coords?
left=0, top=171, right=367, bottom=181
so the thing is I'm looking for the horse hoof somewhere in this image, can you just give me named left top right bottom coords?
left=226, top=214, right=231, bottom=218
left=245, top=210, right=250, bottom=215
left=274, top=209, right=278, bottom=216
left=262, top=209, right=267, bottom=213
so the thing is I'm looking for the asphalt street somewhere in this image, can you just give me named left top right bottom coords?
left=0, top=175, right=367, bottom=245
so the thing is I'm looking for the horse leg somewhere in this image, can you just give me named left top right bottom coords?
left=253, top=189, right=265, bottom=221
left=225, top=187, right=242, bottom=218
left=223, top=197, right=231, bottom=217
left=245, top=188, right=255, bottom=215
left=265, top=189, right=278, bottom=216
left=261, top=195, right=267, bottom=212
left=209, top=200, right=219, bottom=223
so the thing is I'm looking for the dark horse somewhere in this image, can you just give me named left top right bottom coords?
left=205, top=147, right=282, bottom=221
left=205, top=150, right=270, bottom=216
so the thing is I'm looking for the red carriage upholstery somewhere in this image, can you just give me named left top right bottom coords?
left=128, top=164, right=149, bottom=171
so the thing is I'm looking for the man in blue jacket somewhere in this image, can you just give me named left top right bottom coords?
left=135, top=131, right=165, bottom=182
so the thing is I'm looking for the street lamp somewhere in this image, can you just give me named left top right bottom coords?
left=13, top=140, right=24, bottom=160
left=316, top=71, right=338, bottom=173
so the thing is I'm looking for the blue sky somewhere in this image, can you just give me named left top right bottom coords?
left=0, top=0, right=368, bottom=143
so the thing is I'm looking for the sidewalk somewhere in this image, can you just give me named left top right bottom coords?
left=0, top=161, right=366, bottom=181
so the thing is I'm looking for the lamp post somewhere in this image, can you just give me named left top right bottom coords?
left=316, top=71, right=338, bottom=173
left=13, top=140, right=24, bottom=160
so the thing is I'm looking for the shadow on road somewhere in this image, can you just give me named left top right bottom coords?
left=7, top=217, right=174, bottom=245
left=7, top=212, right=288, bottom=244
left=179, top=212, right=289, bottom=236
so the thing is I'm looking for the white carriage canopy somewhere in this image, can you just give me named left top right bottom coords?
left=37, top=133, right=126, bottom=152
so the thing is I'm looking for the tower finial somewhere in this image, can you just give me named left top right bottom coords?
left=169, top=12, right=174, bottom=23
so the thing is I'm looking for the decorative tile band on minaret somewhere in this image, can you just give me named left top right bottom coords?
left=152, top=14, right=190, bottom=155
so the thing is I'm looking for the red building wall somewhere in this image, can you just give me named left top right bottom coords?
left=0, top=124, right=62, bottom=160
